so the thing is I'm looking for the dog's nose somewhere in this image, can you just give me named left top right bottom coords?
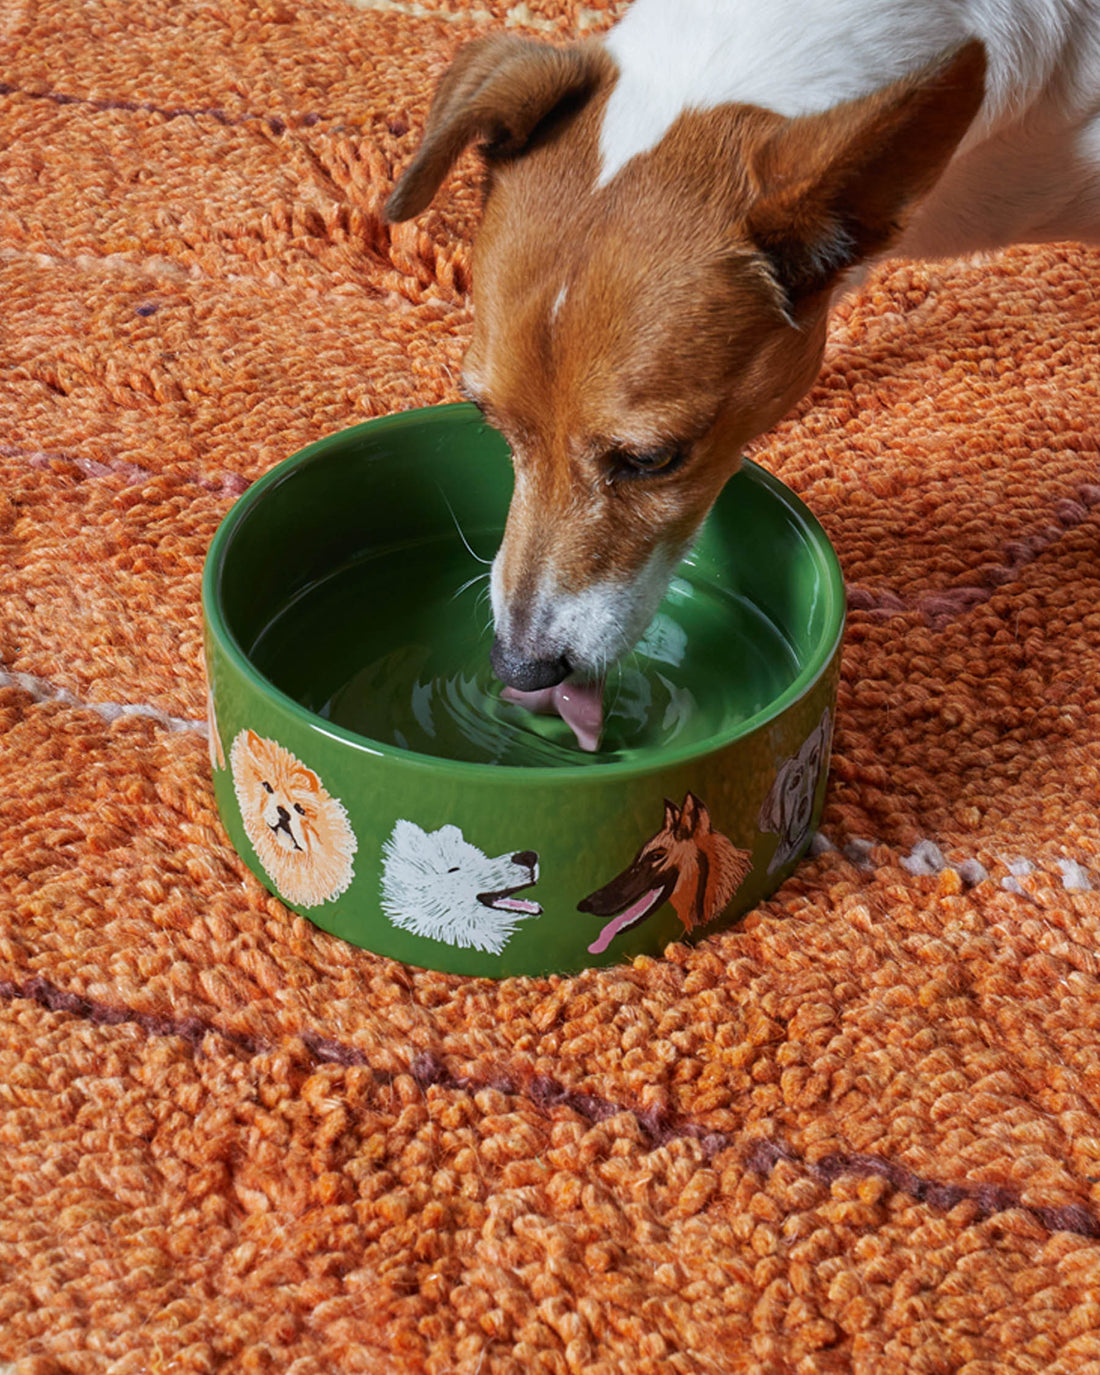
left=511, top=850, right=538, bottom=871
left=490, top=638, right=570, bottom=691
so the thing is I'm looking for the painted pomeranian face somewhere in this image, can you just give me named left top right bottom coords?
left=230, top=729, right=357, bottom=908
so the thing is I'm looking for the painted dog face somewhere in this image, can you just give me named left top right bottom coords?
left=380, top=820, right=542, bottom=956
left=580, top=792, right=752, bottom=954
left=231, top=729, right=357, bottom=908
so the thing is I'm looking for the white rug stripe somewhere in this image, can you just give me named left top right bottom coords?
left=813, top=830, right=1093, bottom=894
left=0, top=666, right=207, bottom=736
left=339, top=0, right=623, bottom=34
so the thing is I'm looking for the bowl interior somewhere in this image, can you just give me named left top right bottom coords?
left=208, top=404, right=842, bottom=773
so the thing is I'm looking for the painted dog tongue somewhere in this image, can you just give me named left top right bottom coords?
left=587, top=887, right=665, bottom=956
left=501, top=677, right=605, bottom=752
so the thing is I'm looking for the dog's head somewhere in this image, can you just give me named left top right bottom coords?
left=380, top=820, right=541, bottom=954
left=387, top=35, right=984, bottom=689
left=231, top=729, right=357, bottom=907
left=580, top=792, right=752, bottom=949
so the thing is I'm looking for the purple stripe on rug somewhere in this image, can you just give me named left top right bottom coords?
left=0, top=80, right=408, bottom=140
left=745, top=1138, right=1100, bottom=1239
left=2, top=974, right=1097, bottom=1239
left=0, top=80, right=296, bottom=134
left=0, top=975, right=264, bottom=1057
left=847, top=482, right=1100, bottom=629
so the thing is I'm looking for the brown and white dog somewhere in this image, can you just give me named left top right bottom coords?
left=387, top=0, right=1100, bottom=693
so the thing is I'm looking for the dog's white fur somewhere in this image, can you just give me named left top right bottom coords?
left=489, top=540, right=686, bottom=682
left=601, top=0, right=1100, bottom=253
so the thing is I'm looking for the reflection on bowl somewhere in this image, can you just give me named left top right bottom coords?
left=203, top=404, right=844, bottom=976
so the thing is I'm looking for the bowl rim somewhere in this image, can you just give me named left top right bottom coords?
left=203, top=403, right=846, bottom=783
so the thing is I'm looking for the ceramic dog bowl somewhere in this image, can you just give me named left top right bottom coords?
left=202, top=403, right=844, bottom=977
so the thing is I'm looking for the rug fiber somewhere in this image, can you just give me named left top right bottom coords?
left=1, top=1, right=1099, bottom=1371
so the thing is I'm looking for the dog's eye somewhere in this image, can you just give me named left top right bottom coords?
left=293, top=802, right=307, bottom=816
left=261, top=780, right=274, bottom=794
left=608, top=445, right=686, bottom=480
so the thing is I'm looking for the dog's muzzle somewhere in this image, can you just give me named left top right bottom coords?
left=490, top=637, right=571, bottom=691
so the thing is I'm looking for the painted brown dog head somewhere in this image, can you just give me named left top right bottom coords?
left=580, top=792, right=753, bottom=954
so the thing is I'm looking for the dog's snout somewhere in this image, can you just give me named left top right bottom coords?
left=490, top=637, right=571, bottom=691
left=511, top=850, right=538, bottom=871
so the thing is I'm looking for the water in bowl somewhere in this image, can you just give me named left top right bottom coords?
left=248, top=536, right=799, bottom=767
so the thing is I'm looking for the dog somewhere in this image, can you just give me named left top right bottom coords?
left=387, top=0, right=1100, bottom=692
left=380, top=819, right=541, bottom=954
left=579, top=792, right=752, bottom=954
left=231, top=729, right=358, bottom=908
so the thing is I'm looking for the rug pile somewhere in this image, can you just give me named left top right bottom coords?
left=1, top=1, right=1098, bottom=1371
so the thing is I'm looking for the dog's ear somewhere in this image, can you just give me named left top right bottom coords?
left=676, top=792, right=711, bottom=839
left=746, top=40, right=986, bottom=306
left=292, top=764, right=321, bottom=795
left=662, top=799, right=681, bottom=832
left=385, top=35, right=606, bottom=221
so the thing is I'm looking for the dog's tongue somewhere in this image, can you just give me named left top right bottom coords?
left=587, top=887, right=665, bottom=955
left=501, top=677, right=605, bottom=752
left=493, top=896, right=542, bottom=914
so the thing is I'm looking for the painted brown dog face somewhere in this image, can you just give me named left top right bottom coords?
left=231, top=729, right=357, bottom=908
left=580, top=792, right=753, bottom=954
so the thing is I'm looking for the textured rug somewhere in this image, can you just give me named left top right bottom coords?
left=2, top=1, right=1099, bottom=1371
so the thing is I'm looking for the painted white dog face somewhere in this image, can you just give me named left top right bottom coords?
left=381, top=820, right=541, bottom=955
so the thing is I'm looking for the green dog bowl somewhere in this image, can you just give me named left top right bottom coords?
left=203, top=403, right=844, bottom=977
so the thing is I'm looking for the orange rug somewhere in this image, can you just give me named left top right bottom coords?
left=2, top=2, right=1099, bottom=1371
